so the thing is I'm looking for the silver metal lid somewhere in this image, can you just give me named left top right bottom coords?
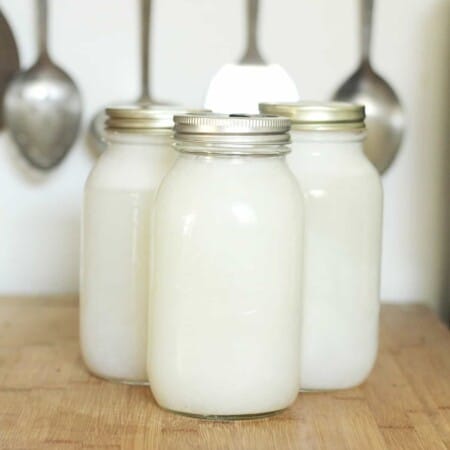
left=259, top=102, right=365, bottom=131
left=105, top=105, right=208, bottom=131
left=174, top=113, right=291, bottom=145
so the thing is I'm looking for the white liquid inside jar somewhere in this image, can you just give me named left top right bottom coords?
left=148, top=114, right=303, bottom=418
left=80, top=130, right=175, bottom=384
left=289, top=129, right=383, bottom=390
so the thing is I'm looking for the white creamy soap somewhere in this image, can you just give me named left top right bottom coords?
left=289, top=130, right=383, bottom=390
left=148, top=152, right=303, bottom=416
left=80, top=133, right=175, bottom=383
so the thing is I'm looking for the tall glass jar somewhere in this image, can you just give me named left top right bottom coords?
left=148, top=114, right=304, bottom=418
left=261, top=102, right=383, bottom=390
left=80, top=105, right=201, bottom=384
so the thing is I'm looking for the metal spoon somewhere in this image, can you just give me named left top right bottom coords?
left=0, top=10, right=20, bottom=129
left=332, top=0, right=404, bottom=174
left=4, top=0, right=81, bottom=171
left=88, top=0, right=171, bottom=154
left=204, top=0, right=298, bottom=113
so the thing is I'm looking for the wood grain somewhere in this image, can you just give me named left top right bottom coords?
left=0, top=297, right=449, bottom=450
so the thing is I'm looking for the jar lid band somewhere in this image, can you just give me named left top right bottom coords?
left=174, top=113, right=291, bottom=145
left=259, top=102, right=365, bottom=131
left=105, top=105, right=209, bottom=131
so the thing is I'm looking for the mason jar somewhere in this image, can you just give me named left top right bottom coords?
left=261, top=102, right=383, bottom=390
left=148, top=114, right=304, bottom=418
left=80, top=105, right=202, bottom=384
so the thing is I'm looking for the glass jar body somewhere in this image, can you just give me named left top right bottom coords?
left=148, top=147, right=304, bottom=418
left=289, top=129, right=383, bottom=390
left=80, top=131, right=175, bottom=384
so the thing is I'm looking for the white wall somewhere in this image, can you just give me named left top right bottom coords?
left=0, top=0, right=448, bottom=317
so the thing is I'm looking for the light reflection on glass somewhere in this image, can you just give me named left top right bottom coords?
left=232, top=202, right=257, bottom=224
left=308, top=189, right=326, bottom=198
left=182, top=213, right=196, bottom=236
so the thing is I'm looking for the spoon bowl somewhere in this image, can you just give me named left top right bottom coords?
left=5, top=60, right=81, bottom=170
left=334, top=64, right=404, bottom=173
left=0, top=10, right=20, bottom=129
left=87, top=109, right=108, bottom=154
left=3, top=0, right=81, bottom=170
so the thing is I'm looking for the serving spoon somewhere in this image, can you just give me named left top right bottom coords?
left=204, top=0, right=298, bottom=113
left=4, top=0, right=81, bottom=170
left=333, top=0, right=404, bottom=174
left=0, top=9, right=20, bottom=129
left=88, top=0, right=171, bottom=155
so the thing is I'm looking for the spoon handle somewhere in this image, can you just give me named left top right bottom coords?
left=37, top=0, right=49, bottom=59
left=240, top=0, right=264, bottom=65
left=361, top=0, right=374, bottom=64
left=139, top=0, right=152, bottom=103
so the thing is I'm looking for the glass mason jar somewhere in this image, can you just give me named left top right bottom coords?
left=261, top=102, right=383, bottom=390
left=80, top=105, right=201, bottom=384
left=148, top=114, right=304, bottom=418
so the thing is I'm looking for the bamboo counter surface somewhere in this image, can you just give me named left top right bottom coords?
left=0, top=297, right=449, bottom=450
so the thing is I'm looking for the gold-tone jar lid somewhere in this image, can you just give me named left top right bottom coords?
left=174, top=113, right=291, bottom=145
left=259, top=102, right=365, bottom=131
left=105, top=105, right=209, bottom=131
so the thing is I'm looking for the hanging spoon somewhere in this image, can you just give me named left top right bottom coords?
left=204, top=0, right=298, bottom=113
left=4, top=0, right=81, bottom=170
left=0, top=9, right=20, bottom=129
left=88, top=0, right=171, bottom=155
left=332, top=0, right=404, bottom=173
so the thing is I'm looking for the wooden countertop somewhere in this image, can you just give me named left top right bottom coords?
left=0, top=297, right=449, bottom=450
